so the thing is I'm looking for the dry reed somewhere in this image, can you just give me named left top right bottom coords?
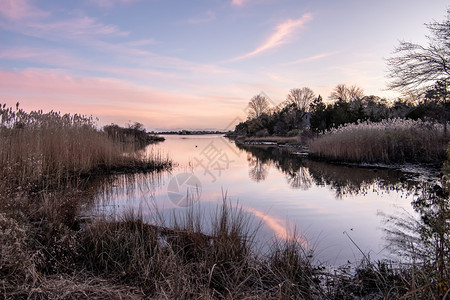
left=0, top=104, right=170, bottom=193
left=309, top=118, right=448, bottom=164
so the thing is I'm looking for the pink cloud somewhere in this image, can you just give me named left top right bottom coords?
left=230, top=13, right=313, bottom=61
left=231, top=0, right=251, bottom=7
left=0, top=0, right=49, bottom=20
left=0, top=47, right=175, bottom=80
left=88, top=0, right=142, bottom=8
left=0, top=3, right=128, bottom=40
left=187, top=10, right=216, bottom=24
left=281, top=50, right=342, bottom=65
left=25, top=16, right=129, bottom=38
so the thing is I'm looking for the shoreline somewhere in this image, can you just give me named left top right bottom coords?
left=227, top=134, right=444, bottom=182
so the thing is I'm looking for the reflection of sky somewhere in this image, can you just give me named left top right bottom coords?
left=94, top=135, right=419, bottom=265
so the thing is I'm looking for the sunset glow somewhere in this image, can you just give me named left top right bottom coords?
left=0, top=0, right=448, bottom=130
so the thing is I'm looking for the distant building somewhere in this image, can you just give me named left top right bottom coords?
left=302, top=112, right=311, bottom=129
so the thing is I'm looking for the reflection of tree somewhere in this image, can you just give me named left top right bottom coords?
left=286, top=167, right=313, bottom=190
left=247, top=154, right=268, bottom=182
left=93, top=171, right=165, bottom=208
left=306, top=160, right=418, bottom=198
left=238, top=144, right=308, bottom=186
left=235, top=141, right=421, bottom=197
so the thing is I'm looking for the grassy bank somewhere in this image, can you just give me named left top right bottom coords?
left=309, top=118, right=448, bottom=164
left=3, top=193, right=448, bottom=299
left=0, top=104, right=170, bottom=192
left=103, top=123, right=165, bottom=150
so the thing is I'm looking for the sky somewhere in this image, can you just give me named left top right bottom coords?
left=0, top=0, right=448, bottom=131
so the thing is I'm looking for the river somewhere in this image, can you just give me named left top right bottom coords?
left=90, top=134, right=440, bottom=266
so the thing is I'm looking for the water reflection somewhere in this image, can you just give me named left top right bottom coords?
left=247, top=155, right=268, bottom=182
left=237, top=143, right=422, bottom=198
left=89, top=135, right=441, bottom=265
left=381, top=182, right=449, bottom=261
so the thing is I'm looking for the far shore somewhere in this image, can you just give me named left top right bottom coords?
left=226, top=133, right=446, bottom=173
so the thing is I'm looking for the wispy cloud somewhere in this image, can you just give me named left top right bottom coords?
left=281, top=50, right=341, bottom=66
left=88, top=0, right=142, bottom=8
left=0, top=0, right=49, bottom=20
left=229, top=13, right=313, bottom=61
left=0, top=6, right=229, bottom=77
left=231, top=0, right=252, bottom=7
left=0, top=46, right=177, bottom=82
left=26, top=16, right=129, bottom=38
left=187, top=10, right=216, bottom=24
left=119, top=39, right=158, bottom=47
left=0, top=11, right=128, bottom=41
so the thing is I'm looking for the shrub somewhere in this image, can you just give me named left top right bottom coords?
left=286, top=129, right=301, bottom=137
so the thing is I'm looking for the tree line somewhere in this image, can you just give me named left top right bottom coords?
left=235, top=82, right=449, bottom=136
left=235, top=9, right=450, bottom=137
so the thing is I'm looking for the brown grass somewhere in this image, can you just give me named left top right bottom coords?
left=77, top=200, right=322, bottom=299
left=0, top=104, right=170, bottom=193
left=309, top=118, right=448, bottom=164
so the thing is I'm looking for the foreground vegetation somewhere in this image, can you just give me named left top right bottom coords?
left=309, top=118, right=447, bottom=164
left=0, top=104, right=169, bottom=193
left=2, top=187, right=448, bottom=299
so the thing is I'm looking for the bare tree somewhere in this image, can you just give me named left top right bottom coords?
left=329, top=84, right=364, bottom=102
left=386, top=9, right=450, bottom=100
left=330, top=84, right=348, bottom=101
left=286, top=87, right=315, bottom=113
left=348, top=85, right=364, bottom=101
left=247, top=94, right=270, bottom=119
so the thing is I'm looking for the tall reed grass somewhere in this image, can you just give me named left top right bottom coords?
left=0, top=104, right=170, bottom=193
left=309, top=118, right=448, bottom=164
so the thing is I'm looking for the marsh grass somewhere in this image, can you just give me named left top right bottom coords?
left=2, top=184, right=448, bottom=299
left=0, top=104, right=170, bottom=193
left=309, top=118, right=448, bottom=164
left=78, top=199, right=324, bottom=299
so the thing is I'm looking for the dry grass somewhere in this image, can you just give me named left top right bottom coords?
left=2, top=186, right=449, bottom=299
left=77, top=200, right=323, bottom=299
left=0, top=104, right=170, bottom=193
left=309, top=118, right=448, bottom=164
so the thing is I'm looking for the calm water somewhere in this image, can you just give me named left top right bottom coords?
left=92, top=134, right=437, bottom=265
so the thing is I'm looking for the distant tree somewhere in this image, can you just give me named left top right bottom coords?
left=425, top=80, right=449, bottom=103
left=234, top=121, right=248, bottom=135
left=330, top=84, right=347, bottom=101
left=286, top=87, right=315, bottom=114
left=387, top=9, right=450, bottom=100
left=361, top=96, right=389, bottom=121
left=329, top=84, right=364, bottom=102
left=309, top=95, right=328, bottom=132
left=247, top=94, right=270, bottom=119
left=329, top=99, right=353, bottom=127
left=129, top=121, right=145, bottom=132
